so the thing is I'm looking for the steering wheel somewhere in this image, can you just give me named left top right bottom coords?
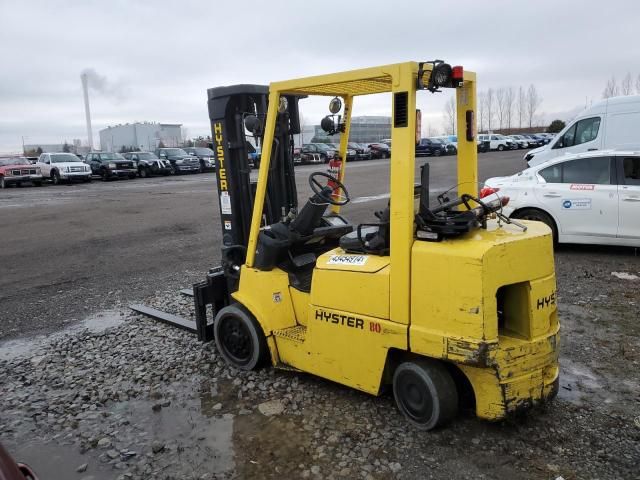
left=309, top=172, right=350, bottom=206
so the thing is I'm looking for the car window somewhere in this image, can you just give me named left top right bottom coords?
left=539, top=164, right=562, bottom=183
left=622, top=157, right=640, bottom=186
left=491, top=135, right=498, bottom=140
left=553, top=117, right=600, bottom=149
left=562, top=157, right=611, bottom=185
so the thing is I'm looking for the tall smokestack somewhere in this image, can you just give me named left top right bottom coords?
left=81, top=73, right=93, bottom=149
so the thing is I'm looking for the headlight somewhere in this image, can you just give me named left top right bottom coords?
left=85, top=165, right=90, bottom=172
left=108, top=163, right=117, bottom=169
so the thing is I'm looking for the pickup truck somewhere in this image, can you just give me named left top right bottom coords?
left=156, top=148, right=200, bottom=174
left=123, top=151, right=172, bottom=177
left=85, top=152, right=137, bottom=181
left=0, top=157, right=43, bottom=188
left=183, top=147, right=216, bottom=172
left=36, top=152, right=92, bottom=184
left=416, top=138, right=447, bottom=157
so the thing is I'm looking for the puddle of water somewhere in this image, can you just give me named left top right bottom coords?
left=558, top=358, right=610, bottom=406
left=8, top=441, right=114, bottom=480
left=0, top=309, right=126, bottom=362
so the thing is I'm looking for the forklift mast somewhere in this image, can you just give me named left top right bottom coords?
left=207, top=85, right=302, bottom=280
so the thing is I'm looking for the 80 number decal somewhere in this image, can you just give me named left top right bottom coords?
left=369, top=321, right=381, bottom=333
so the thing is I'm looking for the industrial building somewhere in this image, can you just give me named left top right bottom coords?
left=310, top=116, right=391, bottom=144
left=99, top=122, right=183, bottom=152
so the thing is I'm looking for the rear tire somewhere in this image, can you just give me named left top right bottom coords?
left=512, top=208, right=558, bottom=244
left=393, top=359, right=458, bottom=430
left=0, top=176, right=6, bottom=189
left=214, top=304, right=269, bottom=371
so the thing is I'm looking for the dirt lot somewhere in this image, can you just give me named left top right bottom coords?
left=1, top=151, right=639, bottom=479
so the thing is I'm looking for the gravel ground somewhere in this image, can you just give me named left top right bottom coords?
left=1, top=246, right=639, bottom=480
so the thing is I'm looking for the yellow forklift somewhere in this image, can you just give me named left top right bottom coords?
left=192, top=61, right=560, bottom=430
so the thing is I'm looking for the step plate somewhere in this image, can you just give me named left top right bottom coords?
left=273, top=325, right=307, bottom=343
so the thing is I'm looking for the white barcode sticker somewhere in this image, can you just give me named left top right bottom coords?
left=220, top=191, right=232, bottom=214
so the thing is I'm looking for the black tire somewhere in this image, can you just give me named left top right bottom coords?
left=100, top=169, right=110, bottom=182
left=140, top=167, right=149, bottom=178
left=199, top=160, right=205, bottom=173
left=214, top=304, right=269, bottom=371
left=33, top=181, right=43, bottom=187
left=0, top=176, right=7, bottom=189
left=512, top=208, right=558, bottom=243
left=497, top=144, right=505, bottom=151
left=434, top=150, right=442, bottom=157
left=51, top=170, right=62, bottom=185
left=128, top=173, right=136, bottom=179
left=83, top=177, right=92, bottom=183
left=393, top=359, right=458, bottom=430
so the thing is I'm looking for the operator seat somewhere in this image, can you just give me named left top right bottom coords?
left=339, top=205, right=390, bottom=255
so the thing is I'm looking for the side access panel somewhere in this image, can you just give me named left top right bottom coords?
left=275, top=307, right=406, bottom=395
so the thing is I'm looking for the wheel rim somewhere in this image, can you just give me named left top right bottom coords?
left=396, top=370, right=434, bottom=424
left=219, top=316, right=253, bottom=366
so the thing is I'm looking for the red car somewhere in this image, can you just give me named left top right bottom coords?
left=0, top=158, right=43, bottom=188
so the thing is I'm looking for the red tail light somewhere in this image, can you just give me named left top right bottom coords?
left=501, top=196, right=510, bottom=207
left=480, top=186, right=499, bottom=198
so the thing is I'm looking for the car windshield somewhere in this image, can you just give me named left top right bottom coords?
left=98, top=153, right=125, bottom=160
left=137, top=152, right=158, bottom=160
left=51, top=153, right=83, bottom=163
left=0, top=158, right=29, bottom=166
left=162, top=149, right=187, bottom=155
left=429, top=139, right=444, bottom=144
left=193, top=148, right=214, bottom=156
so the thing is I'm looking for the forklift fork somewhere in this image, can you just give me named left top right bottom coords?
left=193, top=266, right=230, bottom=342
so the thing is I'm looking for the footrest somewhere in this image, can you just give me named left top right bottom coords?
left=273, top=325, right=307, bottom=343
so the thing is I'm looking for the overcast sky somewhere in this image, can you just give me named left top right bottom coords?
left=1, top=0, right=639, bottom=153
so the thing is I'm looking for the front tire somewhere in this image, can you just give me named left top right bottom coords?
left=100, top=169, right=110, bottom=182
left=512, top=208, right=558, bottom=244
left=214, top=304, right=268, bottom=371
left=497, top=144, right=505, bottom=151
left=139, top=167, right=149, bottom=178
left=0, top=176, right=6, bottom=189
left=393, top=359, right=458, bottom=430
left=52, top=170, right=62, bottom=185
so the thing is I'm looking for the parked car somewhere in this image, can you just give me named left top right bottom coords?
left=311, top=143, right=339, bottom=160
left=484, top=150, right=640, bottom=247
left=156, top=148, right=200, bottom=174
left=521, top=134, right=543, bottom=148
left=430, top=137, right=456, bottom=155
left=36, top=152, right=92, bottom=184
left=347, top=143, right=370, bottom=161
left=526, top=96, right=640, bottom=167
left=183, top=147, right=216, bottom=172
left=85, top=152, right=137, bottom=181
left=416, top=138, right=447, bottom=157
left=0, top=157, right=43, bottom=188
left=368, top=142, right=391, bottom=159
left=508, top=135, right=529, bottom=149
left=477, top=134, right=515, bottom=151
left=300, top=144, right=329, bottom=163
left=123, top=151, right=172, bottom=177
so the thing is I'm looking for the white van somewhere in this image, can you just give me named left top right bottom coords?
left=525, top=95, right=640, bottom=167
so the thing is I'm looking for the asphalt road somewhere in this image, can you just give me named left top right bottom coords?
left=1, top=150, right=527, bottom=339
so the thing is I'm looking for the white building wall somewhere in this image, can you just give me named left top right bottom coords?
left=98, top=122, right=183, bottom=151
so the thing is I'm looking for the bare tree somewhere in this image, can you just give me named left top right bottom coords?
left=486, top=88, right=495, bottom=131
left=516, top=86, right=526, bottom=128
left=478, top=91, right=486, bottom=132
left=602, top=76, right=619, bottom=98
left=526, top=84, right=542, bottom=128
left=496, top=88, right=506, bottom=129
left=504, top=87, right=515, bottom=130
left=621, top=73, right=633, bottom=95
left=636, top=73, right=640, bottom=94
left=443, top=96, right=456, bottom=135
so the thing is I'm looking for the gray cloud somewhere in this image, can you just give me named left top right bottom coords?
left=1, top=0, right=639, bottom=152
